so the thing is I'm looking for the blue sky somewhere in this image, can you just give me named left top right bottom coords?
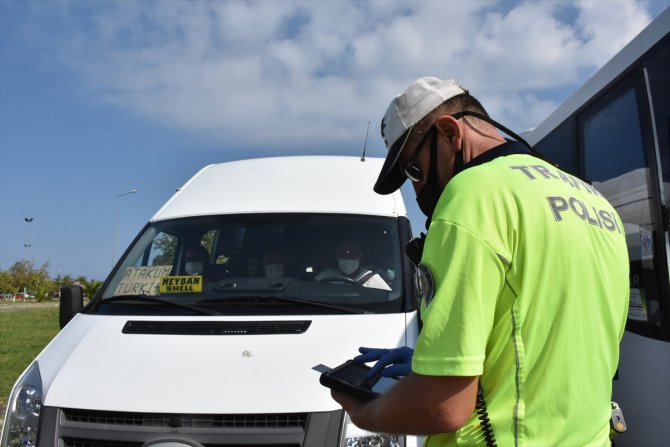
left=1, top=0, right=669, bottom=280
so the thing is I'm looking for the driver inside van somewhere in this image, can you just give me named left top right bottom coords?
left=262, top=247, right=289, bottom=278
left=184, top=245, right=209, bottom=276
left=314, top=239, right=391, bottom=291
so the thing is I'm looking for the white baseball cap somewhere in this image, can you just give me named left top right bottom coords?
left=374, top=77, right=467, bottom=194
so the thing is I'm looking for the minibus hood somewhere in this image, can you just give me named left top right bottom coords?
left=38, top=313, right=411, bottom=414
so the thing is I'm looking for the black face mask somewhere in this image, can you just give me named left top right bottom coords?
left=414, top=110, right=541, bottom=220
left=415, top=128, right=466, bottom=219
left=407, top=111, right=544, bottom=263
left=416, top=128, right=441, bottom=218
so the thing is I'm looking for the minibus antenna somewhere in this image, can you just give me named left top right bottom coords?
left=360, top=121, right=370, bottom=162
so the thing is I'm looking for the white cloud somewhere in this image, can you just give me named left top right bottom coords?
left=23, top=0, right=664, bottom=150
left=576, top=0, right=655, bottom=66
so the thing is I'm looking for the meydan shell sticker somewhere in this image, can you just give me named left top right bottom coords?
left=159, top=275, right=203, bottom=293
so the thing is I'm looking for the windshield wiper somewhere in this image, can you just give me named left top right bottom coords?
left=198, top=295, right=369, bottom=314
left=102, top=295, right=222, bottom=316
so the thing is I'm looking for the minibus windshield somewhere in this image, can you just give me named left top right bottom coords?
left=95, top=214, right=405, bottom=315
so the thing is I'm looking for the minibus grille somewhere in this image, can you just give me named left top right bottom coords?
left=64, top=442, right=300, bottom=447
left=63, top=442, right=300, bottom=447
left=63, top=408, right=308, bottom=428
left=64, top=441, right=139, bottom=447
left=41, top=407, right=342, bottom=447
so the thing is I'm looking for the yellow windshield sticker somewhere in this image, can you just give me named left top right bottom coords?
left=160, top=275, right=203, bottom=293
left=114, top=265, right=173, bottom=296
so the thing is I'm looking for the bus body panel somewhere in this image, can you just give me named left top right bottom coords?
left=528, top=7, right=670, bottom=446
left=613, top=331, right=670, bottom=445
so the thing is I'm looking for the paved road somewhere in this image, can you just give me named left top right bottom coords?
left=0, top=302, right=59, bottom=311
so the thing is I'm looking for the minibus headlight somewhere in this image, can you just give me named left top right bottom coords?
left=1, top=362, right=42, bottom=447
left=341, top=413, right=404, bottom=447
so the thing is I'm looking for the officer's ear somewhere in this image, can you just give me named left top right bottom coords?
left=435, top=115, right=462, bottom=149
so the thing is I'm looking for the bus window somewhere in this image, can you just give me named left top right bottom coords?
left=533, top=118, right=577, bottom=175
left=580, top=78, right=664, bottom=334
left=644, top=35, right=670, bottom=213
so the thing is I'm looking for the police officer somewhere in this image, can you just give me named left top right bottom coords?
left=330, top=77, right=629, bottom=446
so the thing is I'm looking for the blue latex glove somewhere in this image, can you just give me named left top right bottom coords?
left=354, top=346, right=414, bottom=379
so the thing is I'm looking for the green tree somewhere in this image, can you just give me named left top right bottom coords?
left=2, top=260, right=105, bottom=303
left=54, top=272, right=74, bottom=288
left=32, top=280, right=55, bottom=302
left=60, top=274, right=74, bottom=286
left=7, top=260, right=50, bottom=293
left=0, top=270, right=16, bottom=295
left=80, top=278, right=103, bottom=299
left=151, top=233, right=178, bottom=265
left=202, top=230, right=215, bottom=254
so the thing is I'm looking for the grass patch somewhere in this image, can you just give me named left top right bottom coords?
left=0, top=306, right=60, bottom=415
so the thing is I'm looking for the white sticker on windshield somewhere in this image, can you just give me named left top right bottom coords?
left=114, top=265, right=173, bottom=296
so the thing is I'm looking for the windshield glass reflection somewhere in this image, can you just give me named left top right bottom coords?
left=97, top=214, right=404, bottom=315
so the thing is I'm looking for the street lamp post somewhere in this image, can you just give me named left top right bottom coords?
left=24, top=217, right=34, bottom=261
left=112, top=189, right=139, bottom=267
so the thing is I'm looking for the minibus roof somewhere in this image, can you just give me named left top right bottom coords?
left=151, top=156, right=407, bottom=221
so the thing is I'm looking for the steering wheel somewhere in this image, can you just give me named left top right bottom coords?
left=315, top=276, right=361, bottom=286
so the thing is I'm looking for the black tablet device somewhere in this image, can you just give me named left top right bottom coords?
left=317, top=360, right=398, bottom=401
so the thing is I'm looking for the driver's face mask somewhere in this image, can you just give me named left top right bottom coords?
left=264, top=263, right=284, bottom=278
left=338, top=258, right=360, bottom=275
left=185, top=262, right=204, bottom=275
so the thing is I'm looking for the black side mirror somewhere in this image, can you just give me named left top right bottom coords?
left=60, top=285, right=83, bottom=329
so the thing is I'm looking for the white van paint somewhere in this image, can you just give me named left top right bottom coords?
left=2, top=156, right=420, bottom=447
left=154, top=156, right=407, bottom=219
